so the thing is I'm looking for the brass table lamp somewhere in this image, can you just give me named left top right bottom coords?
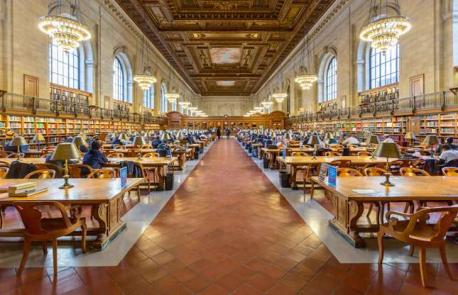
left=422, top=135, right=438, bottom=158
left=404, top=132, right=416, bottom=146
left=374, top=142, right=401, bottom=186
left=32, top=133, right=46, bottom=151
left=72, top=136, right=87, bottom=150
left=308, top=135, right=320, bottom=159
left=50, top=143, right=81, bottom=189
left=11, top=136, right=27, bottom=160
left=366, top=134, right=379, bottom=159
left=133, top=136, right=146, bottom=159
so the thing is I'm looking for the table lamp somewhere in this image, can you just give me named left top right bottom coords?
left=32, top=133, right=46, bottom=151
left=50, top=143, right=81, bottom=189
left=72, top=136, right=87, bottom=151
left=366, top=134, right=379, bottom=159
left=374, top=142, right=401, bottom=187
left=422, top=135, right=438, bottom=158
left=404, top=132, right=416, bottom=146
left=308, top=135, right=320, bottom=159
left=11, top=136, right=27, bottom=160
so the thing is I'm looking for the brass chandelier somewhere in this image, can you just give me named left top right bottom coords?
left=295, top=38, right=317, bottom=90
left=360, top=0, right=411, bottom=52
left=39, top=0, right=91, bottom=51
left=134, top=37, right=157, bottom=90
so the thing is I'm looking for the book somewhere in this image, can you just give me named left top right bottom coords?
left=9, top=187, right=48, bottom=197
left=7, top=182, right=36, bottom=194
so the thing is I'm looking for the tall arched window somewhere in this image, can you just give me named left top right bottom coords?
left=112, top=53, right=132, bottom=102
left=324, top=57, right=337, bottom=101
left=160, top=82, right=168, bottom=113
left=49, top=41, right=81, bottom=89
left=369, top=44, right=399, bottom=89
left=144, top=86, right=154, bottom=109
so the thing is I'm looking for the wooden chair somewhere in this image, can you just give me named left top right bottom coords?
left=329, top=159, right=351, bottom=168
left=24, top=169, right=56, bottom=179
left=0, top=167, right=9, bottom=179
left=107, top=152, right=124, bottom=158
left=337, top=167, right=362, bottom=177
left=363, top=167, right=387, bottom=176
left=87, top=168, right=117, bottom=179
left=325, top=151, right=342, bottom=157
left=378, top=205, right=458, bottom=287
left=442, top=167, right=458, bottom=176
left=291, top=152, right=307, bottom=157
left=357, top=151, right=372, bottom=157
left=400, top=167, right=430, bottom=176
left=15, top=201, right=87, bottom=277
left=35, top=163, right=63, bottom=178
left=7, top=153, right=22, bottom=159
left=142, top=152, right=160, bottom=158
left=68, top=164, right=94, bottom=178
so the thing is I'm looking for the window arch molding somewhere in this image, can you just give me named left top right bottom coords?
left=317, top=49, right=338, bottom=102
left=160, top=81, right=168, bottom=113
left=112, top=48, right=133, bottom=103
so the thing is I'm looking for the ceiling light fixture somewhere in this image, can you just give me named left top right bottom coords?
left=360, top=0, right=411, bottom=52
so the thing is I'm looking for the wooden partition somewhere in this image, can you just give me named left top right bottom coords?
left=165, top=111, right=286, bottom=129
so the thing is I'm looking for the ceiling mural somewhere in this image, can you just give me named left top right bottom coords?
left=115, top=0, right=336, bottom=96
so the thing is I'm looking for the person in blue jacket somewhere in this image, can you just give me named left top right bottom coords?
left=83, top=140, right=108, bottom=169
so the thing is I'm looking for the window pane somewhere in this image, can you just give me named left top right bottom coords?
left=368, top=44, right=399, bottom=89
left=323, top=57, right=337, bottom=102
left=48, top=41, right=81, bottom=89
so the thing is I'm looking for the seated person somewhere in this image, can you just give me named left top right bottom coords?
left=83, top=140, right=108, bottom=169
left=151, top=137, right=162, bottom=148
left=439, top=145, right=458, bottom=166
left=342, top=135, right=360, bottom=145
left=382, top=135, right=395, bottom=143
left=445, top=137, right=457, bottom=150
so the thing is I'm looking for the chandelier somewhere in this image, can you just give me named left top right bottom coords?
left=360, top=0, right=411, bottom=52
left=134, top=69, right=157, bottom=90
left=261, top=101, right=273, bottom=108
left=271, top=93, right=287, bottom=104
left=295, top=74, right=317, bottom=90
left=165, top=93, right=179, bottom=103
left=38, top=1, right=91, bottom=51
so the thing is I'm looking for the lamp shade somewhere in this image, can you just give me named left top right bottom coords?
left=133, top=136, right=146, bottom=147
left=11, top=136, right=27, bottom=147
left=32, top=133, right=46, bottom=143
left=50, top=143, right=81, bottom=161
left=423, top=135, right=438, bottom=146
left=404, top=132, right=416, bottom=140
left=367, top=134, right=380, bottom=145
left=308, top=135, right=320, bottom=145
left=374, top=142, right=401, bottom=159
left=118, top=133, right=129, bottom=141
left=72, top=136, right=87, bottom=147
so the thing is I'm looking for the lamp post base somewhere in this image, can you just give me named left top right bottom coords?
left=380, top=173, right=394, bottom=186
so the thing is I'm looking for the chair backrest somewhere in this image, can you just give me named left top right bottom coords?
left=24, top=169, right=56, bottom=179
left=291, top=152, right=307, bottom=157
left=0, top=167, right=9, bottom=178
left=404, top=205, right=458, bottom=243
left=325, top=151, right=341, bottom=157
left=442, top=167, right=458, bottom=176
left=400, top=167, right=430, bottom=176
left=337, top=167, right=363, bottom=177
left=364, top=167, right=387, bottom=176
left=14, top=201, right=71, bottom=236
left=107, top=152, right=124, bottom=158
left=87, top=168, right=116, bottom=179
left=357, top=151, right=372, bottom=157
left=6, top=153, right=21, bottom=158
left=330, top=159, right=352, bottom=168
left=143, top=152, right=160, bottom=158
left=68, top=164, right=93, bottom=178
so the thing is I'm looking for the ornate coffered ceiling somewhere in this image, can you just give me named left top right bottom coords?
left=115, top=0, right=335, bottom=96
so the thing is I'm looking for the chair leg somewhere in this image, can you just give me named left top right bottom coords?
left=377, top=231, right=384, bottom=264
left=409, top=244, right=415, bottom=256
left=366, top=203, right=373, bottom=217
left=81, top=221, right=87, bottom=253
left=419, top=247, right=428, bottom=287
left=439, top=244, right=454, bottom=280
left=52, top=239, right=58, bottom=277
left=17, top=239, right=31, bottom=276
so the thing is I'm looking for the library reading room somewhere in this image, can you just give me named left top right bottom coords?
left=0, top=0, right=458, bottom=294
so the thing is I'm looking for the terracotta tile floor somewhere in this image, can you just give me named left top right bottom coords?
left=2, top=139, right=458, bottom=294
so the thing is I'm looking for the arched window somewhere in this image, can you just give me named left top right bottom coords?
left=324, top=57, right=337, bottom=101
left=368, top=44, right=399, bottom=89
left=172, top=98, right=177, bottom=112
left=144, top=86, right=154, bottom=109
left=160, top=82, right=168, bottom=113
left=112, top=53, right=132, bottom=102
left=49, top=41, right=81, bottom=89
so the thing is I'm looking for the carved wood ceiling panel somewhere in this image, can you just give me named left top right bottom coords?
left=115, top=0, right=336, bottom=96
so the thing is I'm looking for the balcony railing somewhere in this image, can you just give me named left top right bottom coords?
left=289, top=90, right=458, bottom=123
left=0, top=91, right=164, bottom=125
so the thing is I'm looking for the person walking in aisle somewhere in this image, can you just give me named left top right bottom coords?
left=216, top=127, right=221, bottom=139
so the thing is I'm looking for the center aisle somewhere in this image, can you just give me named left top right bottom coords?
left=126, top=138, right=330, bottom=294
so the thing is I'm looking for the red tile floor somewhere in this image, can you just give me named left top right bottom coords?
left=1, top=139, right=458, bottom=294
